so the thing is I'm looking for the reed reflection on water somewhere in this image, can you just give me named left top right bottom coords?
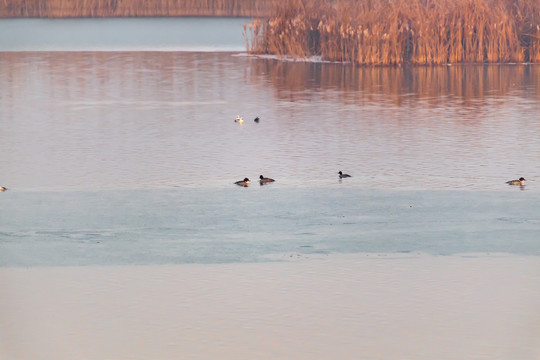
left=248, top=57, right=540, bottom=105
left=0, top=52, right=538, bottom=191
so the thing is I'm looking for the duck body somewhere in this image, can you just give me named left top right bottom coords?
left=338, top=171, right=351, bottom=179
left=506, top=177, right=526, bottom=186
left=235, top=115, right=244, bottom=124
left=254, top=117, right=260, bottom=123
left=235, top=178, right=250, bottom=187
left=0, top=186, right=7, bottom=192
left=259, top=175, right=275, bottom=183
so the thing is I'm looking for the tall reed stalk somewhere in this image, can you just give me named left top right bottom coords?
left=248, top=0, right=540, bottom=64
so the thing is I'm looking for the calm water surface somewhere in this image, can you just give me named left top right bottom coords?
left=2, top=19, right=540, bottom=360
left=0, top=19, right=539, bottom=266
left=0, top=17, right=251, bottom=51
left=1, top=52, right=538, bottom=191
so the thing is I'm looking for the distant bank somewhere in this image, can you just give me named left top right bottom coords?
left=2, top=0, right=538, bottom=65
left=0, top=0, right=272, bottom=18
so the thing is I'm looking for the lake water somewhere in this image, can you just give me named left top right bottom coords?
left=0, top=18, right=539, bottom=266
left=1, top=17, right=540, bottom=360
left=0, top=17, right=251, bottom=51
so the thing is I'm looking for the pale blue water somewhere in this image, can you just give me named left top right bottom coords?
left=0, top=19, right=539, bottom=267
left=0, top=189, right=539, bottom=267
left=0, top=17, right=251, bottom=51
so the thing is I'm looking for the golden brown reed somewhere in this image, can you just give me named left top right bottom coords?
left=0, top=0, right=273, bottom=18
left=247, top=0, right=540, bottom=65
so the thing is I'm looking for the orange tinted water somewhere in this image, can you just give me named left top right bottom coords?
left=0, top=52, right=538, bottom=191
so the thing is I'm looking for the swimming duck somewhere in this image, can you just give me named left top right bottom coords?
left=0, top=186, right=7, bottom=192
left=259, top=175, right=275, bottom=183
left=235, top=115, right=244, bottom=124
left=254, top=117, right=260, bottom=123
left=506, top=177, right=526, bottom=186
left=338, top=171, right=351, bottom=179
left=235, top=178, right=250, bottom=187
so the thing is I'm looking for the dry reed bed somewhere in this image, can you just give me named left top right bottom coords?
left=247, top=0, right=540, bottom=64
left=0, top=0, right=272, bottom=17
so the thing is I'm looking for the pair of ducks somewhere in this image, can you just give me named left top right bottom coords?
left=235, top=115, right=260, bottom=124
left=235, top=175, right=275, bottom=187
